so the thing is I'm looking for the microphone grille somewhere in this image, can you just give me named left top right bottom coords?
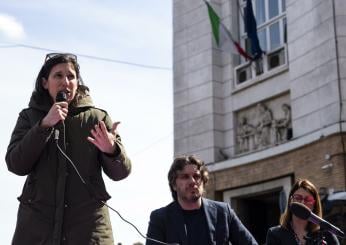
left=56, top=91, right=67, bottom=102
left=290, top=202, right=311, bottom=220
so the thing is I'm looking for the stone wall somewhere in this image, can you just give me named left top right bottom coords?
left=206, top=133, right=346, bottom=200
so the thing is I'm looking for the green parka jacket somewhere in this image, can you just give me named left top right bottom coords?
left=5, top=92, right=131, bottom=245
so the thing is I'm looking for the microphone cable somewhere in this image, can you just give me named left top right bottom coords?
left=54, top=127, right=178, bottom=245
left=54, top=125, right=86, bottom=185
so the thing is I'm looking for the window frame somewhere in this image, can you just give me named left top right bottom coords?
left=233, top=0, right=288, bottom=88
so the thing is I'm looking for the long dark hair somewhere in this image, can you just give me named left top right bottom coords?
left=32, top=53, right=88, bottom=106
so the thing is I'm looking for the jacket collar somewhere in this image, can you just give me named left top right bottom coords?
left=202, top=198, right=217, bottom=243
left=28, top=92, right=94, bottom=114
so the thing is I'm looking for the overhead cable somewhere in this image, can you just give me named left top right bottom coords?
left=0, top=42, right=171, bottom=71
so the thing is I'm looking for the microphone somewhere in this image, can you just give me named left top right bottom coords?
left=290, top=202, right=345, bottom=238
left=54, top=91, right=67, bottom=140
left=56, top=90, right=67, bottom=102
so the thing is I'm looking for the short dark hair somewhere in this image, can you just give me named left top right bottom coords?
left=168, top=155, right=209, bottom=201
left=32, top=53, right=88, bottom=106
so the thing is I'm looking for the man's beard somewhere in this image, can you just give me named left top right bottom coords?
left=183, top=189, right=201, bottom=203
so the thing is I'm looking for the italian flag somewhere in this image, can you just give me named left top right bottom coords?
left=204, top=0, right=253, bottom=60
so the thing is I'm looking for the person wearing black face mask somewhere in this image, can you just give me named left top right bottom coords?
left=5, top=53, right=131, bottom=245
left=266, top=179, right=340, bottom=245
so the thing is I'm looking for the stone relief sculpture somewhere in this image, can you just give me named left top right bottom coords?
left=237, top=117, right=255, bottom=153
left=272, top=103, right=292, bottom=144
left=236, top=102, right=292, bottom=154
left=255, top=103, right=273, bottom=149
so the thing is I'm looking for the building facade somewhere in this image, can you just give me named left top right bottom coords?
left=173, top=0, right=346, bottom=243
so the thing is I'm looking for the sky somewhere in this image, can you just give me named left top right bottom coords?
left=0, top=1, right=173, bottom=244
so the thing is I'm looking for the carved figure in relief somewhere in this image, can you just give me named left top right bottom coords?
left=255, top=103, right=273, bottom=148
left=273, top=103, right=292, bottom=144
left=237, top=116, right=255, bottom=152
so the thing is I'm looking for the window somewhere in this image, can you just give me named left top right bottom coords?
left=240, top=0, right=286, bottom=53
left=234, top=0, right=287, bottom=86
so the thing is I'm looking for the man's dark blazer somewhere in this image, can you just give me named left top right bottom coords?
left=146, top=198, right=258, bottom=245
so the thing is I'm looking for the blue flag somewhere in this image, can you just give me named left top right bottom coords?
left=245, top=0, right=263, bottom=59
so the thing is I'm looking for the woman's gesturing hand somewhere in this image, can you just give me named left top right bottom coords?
left=87, top=121, right=120, bottom=154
